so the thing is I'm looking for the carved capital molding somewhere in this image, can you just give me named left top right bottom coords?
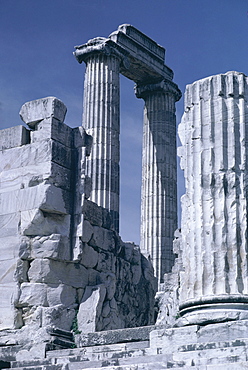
left=74, top=37, right=128, bottom=65
left=135, top=79, right=181, bottom=101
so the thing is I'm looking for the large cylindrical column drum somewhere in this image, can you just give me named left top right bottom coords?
left=178, top=71, right=248, bottom=324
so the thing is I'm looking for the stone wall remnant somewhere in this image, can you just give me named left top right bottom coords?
left=0, top=95, right=156, bottom=354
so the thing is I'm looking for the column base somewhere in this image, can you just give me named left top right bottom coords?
left=176, top=295, right=248, bottom=326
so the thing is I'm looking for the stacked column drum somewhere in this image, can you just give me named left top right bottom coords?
left=178, top=71, right=248, bottom=324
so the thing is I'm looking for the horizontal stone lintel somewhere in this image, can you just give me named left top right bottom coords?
left=74, top=25, right=173, bottom=84
left=111, top=34, right=172, bottom=83
left=115, top=24, right=165, bottom=61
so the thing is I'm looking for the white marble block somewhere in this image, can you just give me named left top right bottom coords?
left=19, top=96, right=67, bottom=128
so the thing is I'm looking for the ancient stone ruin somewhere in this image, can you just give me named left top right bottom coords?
left=1, top=24, right=248, bottom=369
left=73, top=24, right=181, bottom=282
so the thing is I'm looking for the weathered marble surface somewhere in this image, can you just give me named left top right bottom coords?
left=177, top=71, right=248, bottom=324
left=136, top=80, right=181, bottom=282
left=79, top=49, right=121, bottom=231
left=19, top=96, right=67, bottom=128
left=0, top=96, right=157, bottom=357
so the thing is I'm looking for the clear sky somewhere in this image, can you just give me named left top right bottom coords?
left=1, top=0, right=248, bottom=244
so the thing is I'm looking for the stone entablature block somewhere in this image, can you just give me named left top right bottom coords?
left=109, top=24, right=172, bottom=83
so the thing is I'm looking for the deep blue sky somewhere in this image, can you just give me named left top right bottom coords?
left=1, top=0, right=248, bottom=244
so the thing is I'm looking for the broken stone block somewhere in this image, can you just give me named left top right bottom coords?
left=14, top=259, right=29, bottom=283
left=20, top=209, right=70, bottom=237
left=46, top=162, right=71, bottom=191
left=0, top=125, right=30, bottom=150
left=9, top=139, right=72, bottom=170
left=0, top=184, right=71, bottom=216
left=15, top=341, right=47, bottom=362
left=90, top=226, right=115, bottom=251
left=19, top=237, right=31, bottom=260
left=82, top=199, right=113, bottom=229
left=80, top=243, right=98, bottom=268
left=39, top=184, right=71, bottom=214
left=77, top=285, right=106, bottom=333
left=0, top=161, right=71, bottom=193
left=30, top=119, right=73, bottom=148
left=42, top=304, right=75, bottom=331
left=100, top=272, right=116, bottom=300
left=30, top=234, right=71, bottom=260
left=19, top=97, right=67, bottom=128
left=96, top=251, right=116, bottom=272
left=28, top=259, right=88, bottom=288
left=28, top=259, right=60, bottom=285
left=22, top=306, right=43, bottom=327
left=18, top=283, right=47, bottom=307
left=81, top=219, right=94, bottom=243
left=73, top=126, right=91, bottom=149
left=46, top=284, right=76, bottom=307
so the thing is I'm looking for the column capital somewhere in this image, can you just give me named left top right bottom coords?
left=74, top=37, right=129, bottom=67
left=135, top=79, right=181, bottom=101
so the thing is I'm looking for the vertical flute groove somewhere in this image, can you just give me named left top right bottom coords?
left=178, top=71, right=248, bottom=317
left=82, top=54, right=120, bottom=231
left=138, top=84, right=179, bottom=282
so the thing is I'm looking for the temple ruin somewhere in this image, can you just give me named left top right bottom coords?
left=1, top=24, right=248, bottom=369
left=73, top=24, right=181, bottom=281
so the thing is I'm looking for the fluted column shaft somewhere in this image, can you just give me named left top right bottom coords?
left=136, top=81, right=181, bottom=282
left=178, top=71, right=248, bottom=324
left=77, top=42, right=121, bottom=231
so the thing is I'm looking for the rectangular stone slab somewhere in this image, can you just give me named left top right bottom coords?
left=75, top=325, right=155, bottom=347
left=0, top=126, right=30, bottom=150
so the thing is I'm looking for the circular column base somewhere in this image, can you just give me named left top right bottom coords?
left=176, top=295, right=248, bottom=326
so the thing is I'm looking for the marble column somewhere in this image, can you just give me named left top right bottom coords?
left=136, top=80, right=181, bottom=282
left=74, top=39, right=123, bottom=231
left=178, top=71, right=248, bottom=324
